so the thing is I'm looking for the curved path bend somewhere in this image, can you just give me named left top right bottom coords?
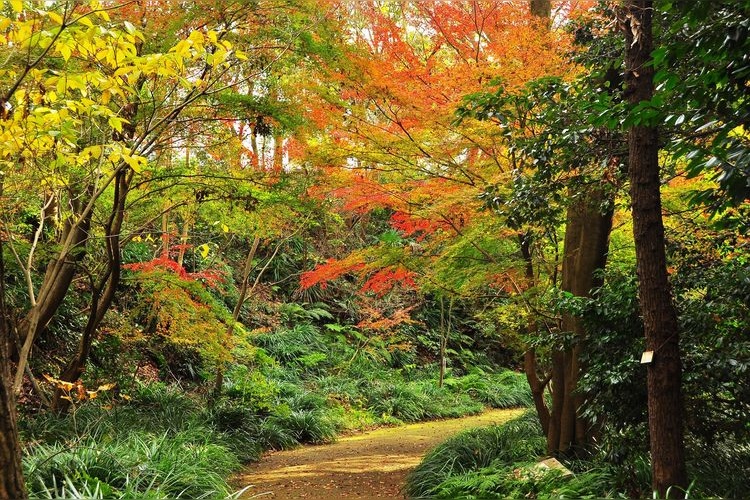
left=235, top=408, right=523, bottom=499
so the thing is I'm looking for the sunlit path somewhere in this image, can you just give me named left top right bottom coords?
left=236, top=408, right=523, bottom=499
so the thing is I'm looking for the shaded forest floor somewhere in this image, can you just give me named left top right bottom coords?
left=235, top=408, right=523, bottom=499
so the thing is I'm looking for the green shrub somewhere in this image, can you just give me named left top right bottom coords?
left=24, top=431, right=238, bottom=499
left=443, top=369, right=532, bottom=409
left=253, top=323, right=326, bottom=365
left=405, top=411, right=545, bottom=498
left=368, top=382, right=428, bottom=422
left=223, top=365, right=280, bottom=413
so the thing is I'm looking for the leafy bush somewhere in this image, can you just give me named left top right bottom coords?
left=253, top=323, right=327, bottom=366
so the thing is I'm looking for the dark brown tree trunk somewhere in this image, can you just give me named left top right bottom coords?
left=0, top=209, right=27, bottom=497
left=526, top=0, right=615, bottom=456
left=523, top=349, right=550, bottom=434
left=622, top=1, right=688, bottom=496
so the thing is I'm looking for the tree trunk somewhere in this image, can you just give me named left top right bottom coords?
left=0, top=355, right=26, bottom=499
left=213, top=235, right=261, bottom=399
left=273, top=134, right=284, bottom=172
left=530, top=0, right=551, bottom=19
left=523, top=349, right=550, bottom=434
left=13, top=197, right=93, bottom=393
left=52, top=170, right=132, bottom=412
left=622, top=1, right=688, bottom=496
left=0, top=183, right=28, bottom=499
left=552, top=194, right=613, bottom=456
left=518, top=234, right=551, bottom=435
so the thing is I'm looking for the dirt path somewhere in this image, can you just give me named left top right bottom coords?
left=235, top=408, right=523, bottom=499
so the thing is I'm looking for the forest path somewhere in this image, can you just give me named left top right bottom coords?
left=234, top=408, right=523, bottom=499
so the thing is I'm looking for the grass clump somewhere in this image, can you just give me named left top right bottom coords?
left=405, top=411, right=545, bottom=498
left=24, top=431, right=238, bottom=499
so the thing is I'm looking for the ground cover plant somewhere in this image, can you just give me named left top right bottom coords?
left=18, top=319, right=532, bottom=498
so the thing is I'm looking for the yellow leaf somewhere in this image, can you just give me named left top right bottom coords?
left=108, top=116, right=124, bottom=132
left=123, top=154, right=145, bottom=173
left=120, top=394, right=132, bottom=401
left=78, top=15, right=94, bottom=28
left=59, top=43, right=72, bottom=62
left=95, top=8, right=110, bottom=21
left=199, top=243, right=210, bottom=258
left=84, top=145, right=102, bottom=159
left=188, top=30, right=204, bottom=45
left=48, top=11, right=63, bottom=25
left=10, top=0, right=22, bottom=13
left=221, top=223, right=229, bottom=233
left=96, top=383, right=116, bottom=392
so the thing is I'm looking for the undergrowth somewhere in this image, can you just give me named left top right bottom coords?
left=406, top=411, right=750, bottom=499
left=21, top=321, right=531, bottom=499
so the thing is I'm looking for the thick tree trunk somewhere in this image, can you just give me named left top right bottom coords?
left=622, top=1, right=688, bottom=496
left=0, top=185, right=28, bottom=498
left=0, top=357, right=26, bottom=499
left=550, top=192, right=613, bottom=456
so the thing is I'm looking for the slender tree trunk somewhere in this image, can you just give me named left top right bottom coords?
left=437, top=297, right=452, bottom=389
left=213, top=235, right=261, bottom=399
left=176, top=219, right=190, bottom=268
left=13, top=197, right=93, bottom=394
left=52, top=170, right=132, bottom=412
left=524, top=349, right=550, bottom=434
left=251, top=125, right=260, bottom=169
left=273, top=134, right=284, bottom=173
left=622, top=1, right=688, bottom=495
left=519, top=234, right=551, bottom=435
left=161, top=210, right=170, bottom=258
